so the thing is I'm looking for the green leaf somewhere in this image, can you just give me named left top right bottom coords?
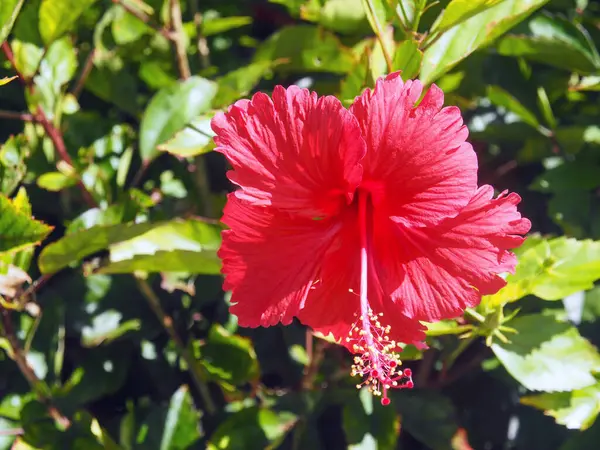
left=207, top=407, right=297, bottom=450
left=343, top=388, right=398, bottom=450
left=157, top=116, right=214, bottom=158
left=202, top=16, right=252, bottom=36
left=214, top=61, right=274, bottom=108
left=197, top=324, right=259, bottom=388
left=395, top=1, right=417, bottom=30
left=0, top=0, right=24, bottom=46
left=530, top=160, right=600, bottom=193
left=254, top=25, right=355, bottom=74
left=432, top=0, right=505, bottom=33
left=58, top=346, right=131, bottom=406
left=86, top=63, right=140, bottom=116
left=496, top=14, right=600, bottom=74
left=122, top=386, right=202, bottom=449
left=420, top=0, right=549, bottom=84
left=424, top=320, right=473, bottom=337
left=97, top=219, right=221, bottom=275
left=486, top=85, right=540, bottom=129
left=537, top=86, right=557, bottom=129
left=0, top=135, right=28, bottom=196
left=0, top=194, right=52, bottom=254
left=340, top=49, right=371, bottom=103
left=39, top=0, right=98, bottom=44
left=484, top=237, right=600, bottom=306
left=319, top=0, right=369, bottom=34
left=139, top=76, right=217, bottom=163
left=28, top=37, right=78, bottom=118
left=560, top=419, right=600, bottom=450
left=0, top=75, right=17, bottom=86
left=111, top=5, right=152, bottom=45
left=492, top=314, right=600, bottom=392
left=159, top=386, right=202, bottom=450
left=38, top=221, right=158, bottom=273
left=37, top=172, right=78, bottom=192
left=393, top=391, right=458, bottom=450
left=80, top=310, right=141, bottom=347
left=393, top=40, right=423, bottom=80
left=521, top=383, right=600, bottom=430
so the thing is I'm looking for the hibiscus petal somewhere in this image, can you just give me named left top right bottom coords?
left=374, top=185, right=531, bottom=322
left=298, top=209, right=426, bottom=348
left=219, top=195, right=342, bottom=327
left=212, top=86, right=365, bottom=218
left=297, top=210, right=361, bottom=343
left=350, top=71, right=478, bottom=226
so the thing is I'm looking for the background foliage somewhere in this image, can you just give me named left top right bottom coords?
left=1, top=0, right=600, bottom=448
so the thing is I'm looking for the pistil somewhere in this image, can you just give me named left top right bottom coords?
left=346, top=192, right=414, bottom=405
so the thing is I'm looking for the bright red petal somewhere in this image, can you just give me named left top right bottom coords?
left=374, top=185, right=531, bottom=322
left=297, top=209, right=426, bottom=348
left=219, top=195, right=342, bottom=327
left=350, top=72, right=477, bottom=227
left=296, top=209, right=360, bottom=344
left=212, top=86, right=365, bottom=218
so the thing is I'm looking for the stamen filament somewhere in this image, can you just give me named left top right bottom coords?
left=347, top=191, right=414, bottom=405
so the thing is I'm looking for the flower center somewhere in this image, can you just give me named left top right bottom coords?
left=346, top=191, right=414, bottom=405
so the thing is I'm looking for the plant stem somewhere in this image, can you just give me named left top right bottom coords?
left=112, top=0, right=175, bottom=40
left=169, top=0, right=191, bottom=80
left=363, top=0, right=394, bottom=73
left=0, top=307, right=70, bottom=428
left=190, top=0, right=210, bottom=68
left=72, top=48, right=96, bottom=99
left=411, top=0, right=427, bottom=32
left=135, top=277, right=216, bottom=415
left=0, top=110, right=35, bottom=121
left=1, top=42, right=98, bottom=209
left=35, top=108, right=98, bottom=208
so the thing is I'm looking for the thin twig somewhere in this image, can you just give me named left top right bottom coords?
left=111, top=0, right=175, bottom=40
left=1, top=41, right=27, bottom=87
left=0, top=307, right=70, bottom=428
left=1, top=42, right=98, bottom=209
left=35, top=109, right=98, bottom=208
left=414, top=347, right=436, bottom=386
left=430, top=349, right=488, bottom=389
left=72, top=48, right=96, bottom=99
left=0, top=110, right=35, bottom=121
left=301, top=337, right=326, bottom=390
left=169, top=0, right=191, bottom=79
left=191, top=157, right=214, bottom=217
left=190, top=0, right=210, bottom=68
left=135, top=277, right=216, bottom=415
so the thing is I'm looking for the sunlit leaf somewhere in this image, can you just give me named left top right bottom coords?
left=420, top=0, right=550, bottom=84
left=344, top=388, right=398, bottom=450
left=393, top=40, right=423, bottom=80
left=492, top=314, right=600, bottom=392
left=139, top=76, right=217, bottom=163
left=254, top=25, right=355, bottom=74
left=521, top=383, right=600, bottom=430
left=0, top=194, right=52, bottom=254
left=39, top=0, right=98, bottom=44
left=497, top=14, right=600, bottom=74
left=157, top=116, right=214, bottom=157
left=197, top=324, right=259, bottom=388
left=487, top=85, right=540, bottom=129
left=432, top=0, right=506, bottom=33
left=484, top=237, right=600, bottom=306
left=98, top=219, right=221, bottom=275
left=0, top=0, right=24, bottom=45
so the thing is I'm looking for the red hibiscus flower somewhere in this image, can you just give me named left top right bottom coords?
left=212, top=72, right=531, bottom=404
